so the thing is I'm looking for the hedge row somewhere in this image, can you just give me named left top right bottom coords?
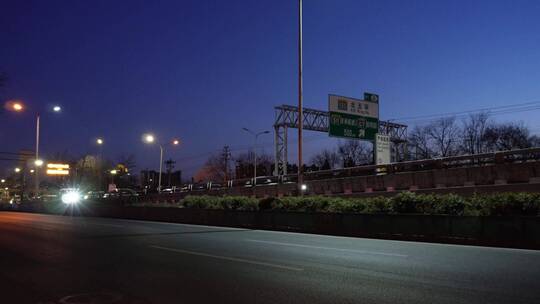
left=140, top=192, right=540, bottom=216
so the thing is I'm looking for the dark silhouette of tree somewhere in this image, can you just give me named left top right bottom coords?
left=427, top=117, right=460, bottom=157
left=310, top=149, right=339, bottom=170
left=337, top=140, right=372, bottom=167
left=483, top=122, right=533, bottom=151
left=461, top=112, right=490, bottom=155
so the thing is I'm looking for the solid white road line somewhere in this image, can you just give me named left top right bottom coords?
left=149, top=245, right=303, bottom=272
left=86, top=223, right=125, bottom=228
left=244, top=239, right=408, bottom=258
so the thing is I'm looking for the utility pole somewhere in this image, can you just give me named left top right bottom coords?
left=222, top=146, right=231, bottom=182
left=297, top=0, right=304, bottom=193
left=35, top=114, right=40, bottom=197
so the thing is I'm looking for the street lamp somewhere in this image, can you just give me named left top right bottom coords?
left=12, top=102, right=23, bottom=112
left=14, top=167, right=21, bottom=173
left=1, top=179, right=5, bottom=183
left=110, top=169, right=117, bottom=184
left=34, top=105, right=62, bottom=196
left=95, top=137, right=105, bottom=190
left=242, top=128, right=270, bottom=186
left=143, top=133, right=179, bottom=193
left=8, top=101, right=62, bottom=196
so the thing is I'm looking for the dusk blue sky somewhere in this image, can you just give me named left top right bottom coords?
left=1, top=0, right=540, bottom=178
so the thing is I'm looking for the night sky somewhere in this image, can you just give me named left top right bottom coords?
left=1, top=0, right=540, bottom=178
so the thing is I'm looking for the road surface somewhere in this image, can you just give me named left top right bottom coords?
left=0, top=211, right=539, bottom=304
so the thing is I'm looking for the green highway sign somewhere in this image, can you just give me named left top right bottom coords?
left=328, top=112, right=379, bottom=140
left=328, top=94, right=379, bottom=140
left=364, top=92, right=379, bottom=103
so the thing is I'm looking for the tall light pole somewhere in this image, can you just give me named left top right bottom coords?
left=96, top=138, right=104, bottom=190
left=34, top=105, right=61, bottom=196
left=298, top=0, right=304, bottom=193
left=7, top=101, right=61, bottom=197
left=242, top=128, right=270, bottom=186
left=143, top=134, right=179, bottom=193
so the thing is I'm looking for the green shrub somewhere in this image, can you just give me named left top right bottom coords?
left=363, top=196, right=392, bottom=214
left=259, top=197, right=282, bottom=211
left=521, top=193, right=540, bottom=216
left=219, top=196, right=257, bottom=210
left=182, top=195, right=217, bottom=209
left=172, top=192, right=539, bottom=216
left=390, top=192, right=421, bottom=213
left=327, top=198, right=366, bottom=213
left=435, top=194, right=466, bottom=215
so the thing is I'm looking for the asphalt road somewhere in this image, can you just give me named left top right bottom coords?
left=0, top=211, right=539, bottom=304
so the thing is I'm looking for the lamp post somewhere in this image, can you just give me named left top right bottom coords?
left=35, top=105, right=61, bottom=196
left=96, top=138, right=104, bottom=190
left=7, top=101, right=62, bottom=197
left=297, top=0, right=304, bottom=194
left=110, top=169, right=117, bottom=185
left=143, top=134, right=179, bottom=193
left=242, top=128, right=270, bottom=186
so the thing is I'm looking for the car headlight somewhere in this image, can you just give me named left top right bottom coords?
left=61, top=191, right=81, bottom=204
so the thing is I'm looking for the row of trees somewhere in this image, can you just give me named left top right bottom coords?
left=195, top=113, right=539, bottom=182
left=409, top=113, right=539, bottom=159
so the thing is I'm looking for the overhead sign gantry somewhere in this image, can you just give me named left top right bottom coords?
left=273, top=93, right=407, bottom=176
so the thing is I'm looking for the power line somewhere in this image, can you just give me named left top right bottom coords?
left=403, top=104, right=540, bottom=125
left=391, top=100, right=540, bottom=123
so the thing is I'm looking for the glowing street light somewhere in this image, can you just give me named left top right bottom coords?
left=110, top=169, right=117, bottom=175
left=143, top=133, right=180, bottom=193
left=30, top=169, right=35, bottom=173
left=143, top=134, right=155, bottom=144
left=1, top=179, right=5, bottom=183
left=53, top=105, right=61, bottom=112
left=12, top=102, right=24, bottom=112
left=96, top=138, right=104, bottom=145
left=14, top=168, right=21, bottom=173
left=34, top=159, right=44, bottom=167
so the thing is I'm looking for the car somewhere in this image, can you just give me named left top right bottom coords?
left=104, top=188, right=139, bottom=198
left=84, top=191, right=105, bottom=200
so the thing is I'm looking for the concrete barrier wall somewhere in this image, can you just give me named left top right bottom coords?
left=135, top=161, right=540, bottom=201
left=5, top=204, right=539, bottom=249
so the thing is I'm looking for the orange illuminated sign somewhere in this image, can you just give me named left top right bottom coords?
left=46, top=163, right=70, bottom=175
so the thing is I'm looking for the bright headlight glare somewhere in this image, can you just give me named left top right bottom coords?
left=61, top=191, right=81, bottom=204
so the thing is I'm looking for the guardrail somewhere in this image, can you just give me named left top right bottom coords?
left=170, top=147, right=540, bottom=193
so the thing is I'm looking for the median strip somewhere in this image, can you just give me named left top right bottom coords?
left=149, top=245, right=304, bottom=272
left=245, top=239, right=408, bottom=258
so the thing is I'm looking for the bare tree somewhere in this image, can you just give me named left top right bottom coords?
left=235, top=151, right=273, bottom=178
left=408, top=126, right=433, bottom=159
left=483, top=122, right=532, bottom=151
left=461, top=112, right=490, bottom=155
left=310, top=149, right=339, bottom=170
left=117, top=154, right=136, bottom=172
left=337, top=140, right=372, bottom=167
left=195, top=147, right=232, bottom=182
left=427, top=117, right=460, bottom=157
left=530, top=135, right=540, bottom=147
